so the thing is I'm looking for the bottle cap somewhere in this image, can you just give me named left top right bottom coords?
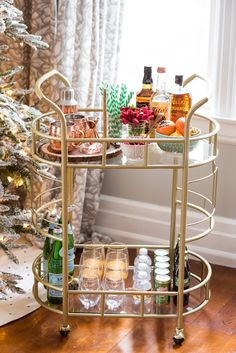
left=175, top=75, right=183, bottom=86
left=144, top=66, right=152, bottom=73
left=155, top=274, right=171, bottom=283
left=139, top=248, right=148, bottom=255
left=157, top=67, right=166, bottom=73
left=155, top=262, right=170, bottom=269
left=154, top=268, right=170, bottom=276
left=154, top=249, right=169, bottom=257
left=60, top=87, right=75, bottom=101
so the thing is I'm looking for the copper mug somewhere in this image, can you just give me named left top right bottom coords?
left=49, top=121, right=83, bottom=153
left=72, top=115, right=99, bottom=140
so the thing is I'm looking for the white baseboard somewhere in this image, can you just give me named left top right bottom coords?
left=95, top=195, right=236, bottom=268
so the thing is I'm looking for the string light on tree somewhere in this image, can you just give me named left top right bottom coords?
left=0, top=0, right=49, bottom=297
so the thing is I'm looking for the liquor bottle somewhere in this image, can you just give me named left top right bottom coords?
left=59, top=213, right=74, bottom=276
left=149, top=67, right=170, bottom=137
left=136, top=66, right=154, bottom=108
left=170, top=75, right=191, bottom=123
left=173, top=234, right=188, bottom=280
left=58, top=87, right=78, bottom=115
left=47, top=227, right=63, bottom=304
left=67, top=223, right=75, bottom=276
left=173, top=252, right=190, bottom=306
left=43, top=214, right=57, bottom=283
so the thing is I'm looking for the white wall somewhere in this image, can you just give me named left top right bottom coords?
left=101, top=141, right=236, bottom=219
left=95, top=126, right=236, bottom=268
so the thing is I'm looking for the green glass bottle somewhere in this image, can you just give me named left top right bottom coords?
left=47, top=227, right=63, bottom=305
left=43, top=214, right=57, bottom=282
left=59, top=212, right=75, bottom=276
left=67, top=223, right=75, bottom=276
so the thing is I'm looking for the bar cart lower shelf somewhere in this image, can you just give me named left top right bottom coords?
left=32, top=246, right=211, bottom=344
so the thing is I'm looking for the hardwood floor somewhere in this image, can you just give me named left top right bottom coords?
left=1, top=263, right=236, bottom=353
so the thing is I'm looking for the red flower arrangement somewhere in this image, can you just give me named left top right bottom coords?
left=120, top=106, right=154, bottom=127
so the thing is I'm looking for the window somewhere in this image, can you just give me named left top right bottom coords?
left=118, top=0, right=236, bottom=125
left=118, top=0, right=211, bottom=103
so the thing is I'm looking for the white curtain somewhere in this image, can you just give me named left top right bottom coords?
left=208, top=0, right=236, bottom=118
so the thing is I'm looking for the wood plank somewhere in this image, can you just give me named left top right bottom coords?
left=1, top=263, right=236, bottom=353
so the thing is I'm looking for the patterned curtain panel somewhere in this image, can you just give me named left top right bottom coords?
left=10, top=0, right=124, bottom=243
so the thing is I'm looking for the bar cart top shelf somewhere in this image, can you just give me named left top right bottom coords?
left=32, top=69, right=219, bottom=171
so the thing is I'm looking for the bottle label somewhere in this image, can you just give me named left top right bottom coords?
left=142, top=84, right=153, bottom=89
left=68, top=248, right=74, bottom=273
left=155, top=286, right=170, bottom=305
left=58, top=247, right=74, bottom=273
left=49, top=273, right=63, bottom=297
left=174, top=278, right=190, bottom=287
left=150, top=102, right=169, bottom=119
left=43, top=259, right=48, bottom=274
left=136, top=96, right=151, bottom=105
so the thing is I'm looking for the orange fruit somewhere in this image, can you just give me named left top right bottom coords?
left=156, top=120, right=176, bottom=136
left=176, top=117, right=185, bottom=135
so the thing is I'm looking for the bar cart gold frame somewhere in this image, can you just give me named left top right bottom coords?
left=31, top=70, right=219, bottom=345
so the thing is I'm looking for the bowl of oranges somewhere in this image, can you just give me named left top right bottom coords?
left=155, top=118, right=201, bottom=153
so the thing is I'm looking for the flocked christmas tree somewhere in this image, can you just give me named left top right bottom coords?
left=0, top=0, right=50, bottom=299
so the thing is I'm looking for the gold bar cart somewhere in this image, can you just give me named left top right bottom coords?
left=31, top=70, right=219, bottom=345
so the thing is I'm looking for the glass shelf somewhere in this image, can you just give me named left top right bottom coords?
left=37, top=139, right=216, bottom=169
left=105, top=139, right=215, bottom=169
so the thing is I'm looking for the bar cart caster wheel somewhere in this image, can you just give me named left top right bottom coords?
left=60, top=325, right=70, bottom=337
left=173, top=328, right=185, bottom=345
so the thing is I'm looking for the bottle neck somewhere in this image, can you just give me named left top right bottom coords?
left=176, top=83, right=184, bottom=93
left=156, top=73, right=167, bottom=93
left=142, top=71, right=153, bottom=87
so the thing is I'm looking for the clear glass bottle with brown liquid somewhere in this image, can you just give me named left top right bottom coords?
left=136, top=66, right=154, bottom=108
left=170, top=75, right=191, bottom=123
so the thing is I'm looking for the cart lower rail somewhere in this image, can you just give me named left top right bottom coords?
left=32, top=249, right=211, bottom=328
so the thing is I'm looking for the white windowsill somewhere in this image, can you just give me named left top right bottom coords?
left=195, top=109, right=236, bottom=146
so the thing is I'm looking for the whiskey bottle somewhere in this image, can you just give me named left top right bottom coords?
left=149, top=67, right=170, bottom=137
left=136, top=66, right=154, bottom=108
left=170, top=75, right=191, bottom=123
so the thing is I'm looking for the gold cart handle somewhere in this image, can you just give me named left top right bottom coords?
left=182, top=74, right=212, bottom=135
left=35, top=69, right=71, bottom=101
left=34, top=69, right=71, bottom=126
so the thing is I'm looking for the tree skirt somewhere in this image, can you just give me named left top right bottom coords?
left=0, top=246, right=45, bottom=327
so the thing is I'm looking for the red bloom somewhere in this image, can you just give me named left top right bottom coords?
left=120, top=106, right=154, bottom=127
